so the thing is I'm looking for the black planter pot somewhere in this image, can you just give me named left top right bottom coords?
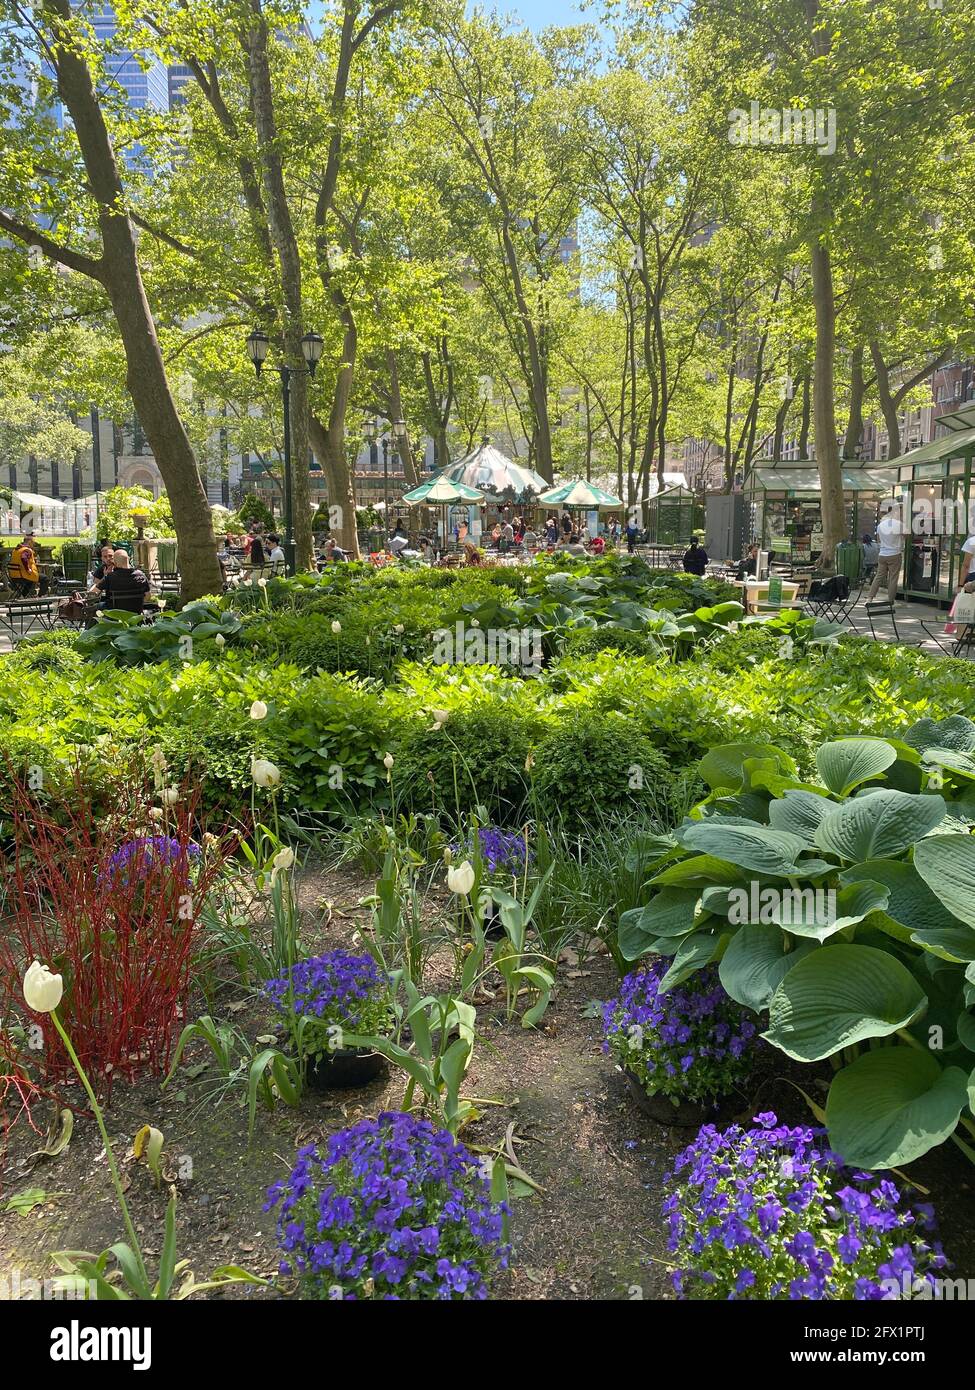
left=622, top=1068, right=713, bottom=1128
left=307, top=1047, right=387, bottom=1091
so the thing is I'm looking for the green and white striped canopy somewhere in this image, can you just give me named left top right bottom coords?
left=537, top=479, right=624, bottom=509
left=401, top=475, right=485, bottom=505
left=436, top=439, right=549, bottom=502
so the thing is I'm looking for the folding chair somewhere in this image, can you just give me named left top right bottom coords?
left=804, top=579, right=865, bottom=631
left=864, top=601, right=906, bottom=644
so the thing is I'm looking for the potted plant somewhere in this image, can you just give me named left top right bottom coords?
left=265, top=1111, right=510, bottom=1298
left=265, top=950, right=394, bottom=1090
left=602, top=959, right=756, bottom=1125
left=663, top=1111, right=948, bottom=1299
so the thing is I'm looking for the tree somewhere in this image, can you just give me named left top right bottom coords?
left=0, top=1, right=222, bottom=597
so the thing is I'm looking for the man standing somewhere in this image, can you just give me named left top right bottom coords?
left=867, top=502, right=906, bottom=604
left=682, top=535, right=709, bottom=576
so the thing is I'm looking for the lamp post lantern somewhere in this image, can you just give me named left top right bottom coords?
left=245, top=329, right=322, bottom=575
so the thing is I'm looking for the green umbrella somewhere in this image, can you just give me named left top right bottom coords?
left=537, top=479, right=624, bottom=508
left=401, top=476, right=485, bottom=504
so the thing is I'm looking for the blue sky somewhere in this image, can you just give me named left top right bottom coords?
left=491, top=0, right=590, bottom=29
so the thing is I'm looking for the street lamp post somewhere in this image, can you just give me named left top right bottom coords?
left=246, top=329, right=323, bottom=575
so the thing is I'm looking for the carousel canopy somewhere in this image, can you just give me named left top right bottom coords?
left=538, top=478, right=624, bottom=509
left=437, top=438, right=548, bottom=502
left=401, top=475, right=485, bottom=505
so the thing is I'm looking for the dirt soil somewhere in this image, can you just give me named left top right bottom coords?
left=2, top=860, right=974, bottom=1301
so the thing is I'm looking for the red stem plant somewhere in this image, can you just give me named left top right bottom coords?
left=0, top=763, right=237, bottom=1101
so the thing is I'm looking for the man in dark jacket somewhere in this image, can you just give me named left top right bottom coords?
left=682, top=536, right=709, bottom=576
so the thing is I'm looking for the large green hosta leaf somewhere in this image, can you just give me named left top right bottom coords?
left=651, top=854, right=748, bottom=886
left=764, top=944, right=927, bottom=1061
left=826, top=1047, right=970, bottom=1169
left=815, top=790, right=946, bottom=862
left=698, top=743, right=794, bottom=791
left=718, top=926, right=817, bottom=1011
left=904, top=715, right=975, bottom=754
left=657, top=931, right=726, bottom=993
left=678, top=823, right=806, bottom=877
left=768, top=880, right=889, bottom=942
left=767, top=789, right=834, bottom=841
left=914, top=834, right=975, bottom=929
left=618, top=888, right=700, bottom=961
left=815, top=738, right=897, bottom=796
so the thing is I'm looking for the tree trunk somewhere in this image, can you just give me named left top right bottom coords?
left=386, top=351, right=420, bottom=489
left=43, top=0, right=220, bottom=598
left=810, top=195, right=846, bottom=569
left=245, top=0, right=313, bottom=572
left=308, top=414, right=359, bottom=557
left=798, top=372, right=811, bottom=457
left=842, top=346, right=865, bottom=459
left=869, top=342, right=901, bottom=460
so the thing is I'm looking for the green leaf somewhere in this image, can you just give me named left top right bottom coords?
left=815, top=790, right=946, bottom=862
left=657, top=931, right=725, bottom=993
left=815, top=738, right=897, bottom=795
left=651, top=854, right=747, bottom=886
left=718, top=925, right=817, bottom=1010
left=698, top=742, right=791, bottom=791
left=767, top=789, right=834, bottom=840
left=768, top=880, right=890, bottom=942
left=914, top=834, right=975, bottom=929
left=156, top=1197, right=178, bottom=1299
left=826, top=1048, right=970, bottom=1169
left=618, top=887, right=700, bottom=960
left=678, top=823, right=806, bottom=877
left=764, top=944, right=927, bottom=1061
left=904, top=715, right=975, bottom=753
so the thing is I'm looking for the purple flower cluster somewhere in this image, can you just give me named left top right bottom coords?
left=664, top=1112, right=948, bottom=1300
left=602, top=960, right=756, bottom=1106
left=265, top=950, right=391, bottom=1035
left=452, top=826, right=530, bottom=875
left=264, top=1111, right=510, bottom=1299
left=101, top=836, right=201, bottom=886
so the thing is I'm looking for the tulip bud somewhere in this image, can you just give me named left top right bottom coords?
left=252, top=758, right=282, bottom=789
left=250, top=700, right=268, bottom=721
left=23, top=960, right=63, bottom=1014
left=331, top=620, right=342, bottom=635
left=447, top=860, right=476, bottom=896
left=215, top=633, right=226, bottom=649
left=160, top=785, right=179, bottom=806
left=383, top=753, right=394, bottom=770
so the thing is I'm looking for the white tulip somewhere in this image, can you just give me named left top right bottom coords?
left=430, top=709, right=450, bottom=731
left=331, top=620, right=342, bottom=634
left=149, top=747, right=167, bottom=772
left=383, top=753, right=394, bottom=770
left=160, top=785, right=179, bottom=806
left=149, top=807, right=163, bottom=822
left=23, top=960, right=63, bottom=1014
left=250, top=700, right=268, bottom=721
left=214, top=633, right=226, bottom=649
left=270, top=846, right=295, bottom=883
left=258, top=577, right=268, bottom=589
left=393, top=624, right=404, bottom=634
left=446, top=860, right=476, bottom=896
left=252, top=758, right=281, bottom=789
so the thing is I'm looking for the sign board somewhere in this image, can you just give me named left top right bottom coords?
left=954, top=590, right=975, bottom=626
left=766, top=575, right=783, bottom=609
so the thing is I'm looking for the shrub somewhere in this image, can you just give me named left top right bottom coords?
left=663, top=1112, right=947, bottom=1299
left=265, top=1112, right=509, bottom=1299
left=530, top=709, right=676, bottom=833
left=0, top=771, right=232, bottom=1096
left=603, top=961, right=756, bottom=1107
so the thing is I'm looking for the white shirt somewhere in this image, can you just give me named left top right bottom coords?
left=268, top=545, right=286, bottom=571
left=876, top=514, right=905, bottom=557
left=961, top=536, right=975, bottom=557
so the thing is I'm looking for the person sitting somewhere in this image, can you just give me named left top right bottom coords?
left=682, top=536, right=709, bottom=576
left=736, top=543, right=760, bottom=581
left=387, top=523, right=409, bottom=556
left=563, top=533, right=588, bottom=558
left=100, top=550, right=151, bottom=612
left=521, top=526, right=538, bottom=550
left=589, top=533, right=606, bottom=555
left=8, top=533, right=41, bottom=598
left=463, top=541, right=484, bottom=566
left=320, top=536, right=349, bottom=564
left=267, top=533, right=287, bottom=575
left=418, top=535, right=434, bottom=563
left=92, top=544, right=117, bottom=583
left=217, top=539, right=240, bottom=575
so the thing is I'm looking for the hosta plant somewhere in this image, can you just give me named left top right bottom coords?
left=618, top=722, right=975, bottom=1170
left=664, top=1112, right=948, bottom=1300
left=602, top=961, right=756, bottom=1108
